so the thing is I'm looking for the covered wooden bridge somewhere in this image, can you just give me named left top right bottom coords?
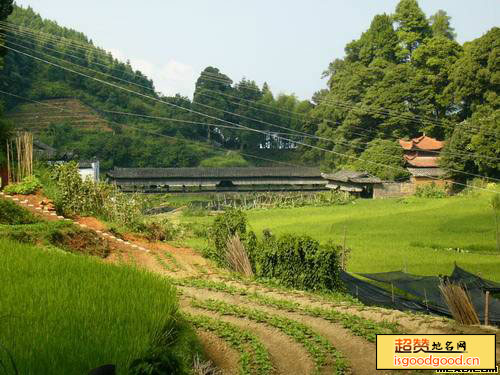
left=107, top=167, right=327, bottom=193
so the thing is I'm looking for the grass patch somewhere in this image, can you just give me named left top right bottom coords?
left=0, top=220, right=110, bottom=258
left=0, top=238, right=200, bottom=374
left=0, top=198, right=40, bottom=225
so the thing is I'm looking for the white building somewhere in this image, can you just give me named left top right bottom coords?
left=78, top=160, right=100, bottom=182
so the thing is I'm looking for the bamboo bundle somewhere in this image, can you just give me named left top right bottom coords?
left=225, top=234, right=253, bottom=277
left=439, top=281, right=480, bottom=325
left=8, top=132, right=34, bottom=183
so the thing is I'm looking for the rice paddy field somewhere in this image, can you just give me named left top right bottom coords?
left=0, top=238, right=198, bottom=375
left=179, top=192, right=500, bottom=281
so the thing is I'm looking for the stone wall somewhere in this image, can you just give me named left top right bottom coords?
left=373, top=182, right=415, bottom=198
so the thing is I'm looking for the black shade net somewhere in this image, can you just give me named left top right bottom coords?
left=341, top=265, right=500, bottom=325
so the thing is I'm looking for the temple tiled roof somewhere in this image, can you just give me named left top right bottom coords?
left=399, top=135, right=444, bottom=151
left=404, top=155, right=439, bottom=167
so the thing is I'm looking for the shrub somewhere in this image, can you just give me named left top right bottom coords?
left=134, top=218, right=179, bottom=242
left=252, top=233, right=343, bottom=291
left=0, top=199, right=40, bottom=225
left=51, top=162, right=145, bottom=227
left=353, top=139, right=410, bottom=181
left=415, top=182, right=447, bottom=198
left=209, top=209, right=247, bottom=265
left=182, top=206, right=210, bottom=217
left=3, top=175, right=42, bottom=195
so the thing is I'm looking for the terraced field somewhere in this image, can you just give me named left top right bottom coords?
left=5, top=98, right=111, bottom=132
left=105, top=237, right=499, bottom=375
left=3, top=193, right=499, bottom=374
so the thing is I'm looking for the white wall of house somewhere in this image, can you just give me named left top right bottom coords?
left=78, top=161, right=100, bottom=182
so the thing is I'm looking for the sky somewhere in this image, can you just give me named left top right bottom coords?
left=13, top=0, right=499, bottom=100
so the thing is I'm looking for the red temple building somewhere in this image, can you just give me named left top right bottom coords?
left=399, top=135, right=448, bottom=186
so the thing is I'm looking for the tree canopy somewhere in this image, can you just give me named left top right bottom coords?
left=0, top=1, right=498, bottom=181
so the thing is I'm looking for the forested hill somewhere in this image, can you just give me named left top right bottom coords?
left=0, top=1, right=498, bottom=179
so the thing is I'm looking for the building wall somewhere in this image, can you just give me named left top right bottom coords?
left=78, top=161, right=100, bottom=182
left=373, top=182, right=415, bottom=198
left=411, top=176, right=448, bottom=187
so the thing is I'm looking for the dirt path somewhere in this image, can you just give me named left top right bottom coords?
left=181, top=286, right=385, bottom=375
left=196, top=330, right=240, bottom=375
left=4, top=193, right=498, bottom=373
left=183, top=304, right=315, bottom=375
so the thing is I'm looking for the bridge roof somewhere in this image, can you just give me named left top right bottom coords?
left=107, top=167, right=322, bottom=179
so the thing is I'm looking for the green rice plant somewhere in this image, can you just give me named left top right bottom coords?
left=180, top=193, right=500, bottom=280
left=0, top=238, right=200, bottom=374
left=185, top=313, right=272, bottom=375
left=190, top=298, right=349, bottom=374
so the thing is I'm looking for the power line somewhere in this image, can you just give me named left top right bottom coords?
left=5, top=24, right=494, bottom=141
left=3, top=44, right=499, bottom=189
left=0, top=21, right=130, bottom=67
left=0, top=89, right=301, bottom=168
left=4, top=35, right=498, bottom=174
left=2, top=35, right=157, bottom=93
left=199, top=71, right=491, bottom=135
left=196, top=89, right=500, bottom=163
left=2, top=21, right=492, bottom=136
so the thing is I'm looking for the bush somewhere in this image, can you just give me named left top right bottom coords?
left=353, top=139, right=410, bottom=181
left=51, top=162, right=145, bottom=227
left=208, top=209, right=247, bottom=265
left=133, top=218, right=179, bottom=242
left=415, top=182, right=447, bottom=198
left=251, top=233, right=343, bottom=291
left=3, top=175, right=42, bottom=195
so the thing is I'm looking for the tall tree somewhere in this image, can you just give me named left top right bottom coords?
left=345, top=14, right=400, bottom=65
left=430, top=10, right=456, bottom=40
left=192, top=67, right=233, bottom=142
left=448, top=27, right=500, bottom=119
left=393, top=0, right=431, bottom=61
left=412, top=36, right=463, bottom=137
